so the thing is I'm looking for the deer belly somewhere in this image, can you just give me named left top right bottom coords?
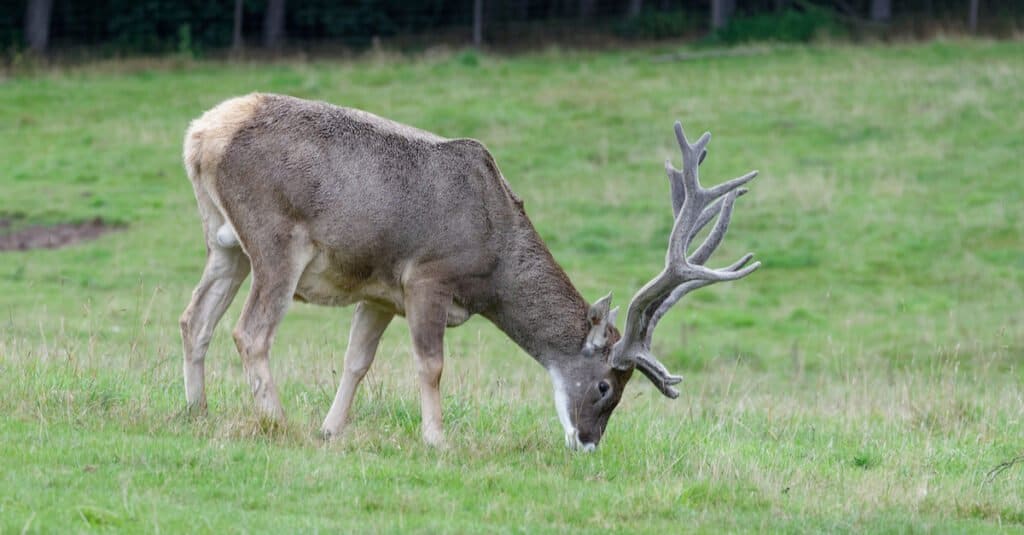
left=293, top=251, right=392, bottom=308
left=293, top=270, right=359, bottom=307
left=293, top=251, right=475, bottom=325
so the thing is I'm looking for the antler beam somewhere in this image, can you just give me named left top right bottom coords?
left=610, top=121, right=760, bottom=398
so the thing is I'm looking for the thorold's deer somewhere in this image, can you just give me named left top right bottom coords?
left=180, top=93, right=759, bottom=450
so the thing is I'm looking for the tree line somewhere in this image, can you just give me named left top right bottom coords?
left=7, top=0, right=1003, bottom=55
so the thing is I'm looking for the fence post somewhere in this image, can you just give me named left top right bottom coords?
left=232, top=0, right=244, bottom=52
left=473, top=0, right=484, bottom=47
left=711, top=0, right=735, bottom=30
left=25, top=0, right=54, bottom=54
left=870, top=0, right=892, bottom=21
left=263, top=0, right=286, bottom=49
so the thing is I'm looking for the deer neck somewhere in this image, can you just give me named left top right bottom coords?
left=484, top=218, right=590, bottom=367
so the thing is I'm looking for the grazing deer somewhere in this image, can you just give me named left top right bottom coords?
left=179, top=93, right=759, bottom=450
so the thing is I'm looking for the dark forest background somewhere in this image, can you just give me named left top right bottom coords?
left=5, top=0, right=1021, bottom=57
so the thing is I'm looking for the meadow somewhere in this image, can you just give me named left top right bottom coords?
left=1, top=40, right=1022, bottom=532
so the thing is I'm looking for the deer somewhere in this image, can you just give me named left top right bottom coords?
left=179, top=93, right=759, bottom=451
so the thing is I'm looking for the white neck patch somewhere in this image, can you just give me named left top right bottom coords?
left=549, top=368, right=578, bottom=448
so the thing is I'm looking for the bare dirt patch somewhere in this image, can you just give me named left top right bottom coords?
left=0, top=217, right=120, bottom=251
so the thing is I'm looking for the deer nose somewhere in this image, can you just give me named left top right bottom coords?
left=566, top=430, right=597, bottom=452
left=578, top=428, right=602, bottom=445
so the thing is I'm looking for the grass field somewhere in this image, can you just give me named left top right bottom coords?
left=1, top=40, right=1022, bottom=532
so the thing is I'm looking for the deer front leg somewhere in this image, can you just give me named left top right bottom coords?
left=320, top=301, right=394, bottom=439
left=404, top=281, right=453, bottom=447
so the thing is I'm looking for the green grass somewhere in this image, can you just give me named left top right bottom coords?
left=1, top=40, right=1023, bottom=532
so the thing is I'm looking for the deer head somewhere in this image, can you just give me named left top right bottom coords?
left=547, top=293, right=631, bottom=451
left=551, top=121, right=760, bottom=451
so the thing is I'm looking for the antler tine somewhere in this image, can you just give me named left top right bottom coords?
left=633, top=351, right=683, bottom=399
left=674, top=121, right=710, bottom=172
left=646, top=254, right=758, bottom=344
left=666, top=124, right=710, bottom=218
left=688, top=187, right=748, bottom=250
left=666, top=123, right=746, bottom=262
left=666, top=162, right=685, bottom=218
left=706, top=170, right=758, bottom=202
left=689, top=189, right=740, bottom=265
left=610, top=120, right=760, bottom=398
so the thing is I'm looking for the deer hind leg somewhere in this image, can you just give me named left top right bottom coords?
left=180, top=186, right=251, bottom=414
left=231, top=225, right=315, bottom=424
left=404, top=280, right=453, bottom=447
left=320, top=302, right=394, bottom=440
left=180, top=241, right=250, bottom=413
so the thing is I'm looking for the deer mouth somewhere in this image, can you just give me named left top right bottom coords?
left=566, top=430, right=597, bottom=452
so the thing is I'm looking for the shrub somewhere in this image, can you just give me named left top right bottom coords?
left=712, top=5, right=846, bottom=45
left=614, top=9, right=697, bottom=40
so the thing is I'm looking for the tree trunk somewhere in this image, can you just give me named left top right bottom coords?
left=711, top=0, right=735, bottom=30
left=24, top=0, right=54, bottom=54
left=472, top=0, right=484, bottom=47
left=262, top=0, right=286, bottom=49
left=870, top=0, right=892, bottom=21
left=627, top=0, right=643, bottom=19
left=968, top=0, right=980, bottom=33
left=510, top=0, right=529, bottom=21
left=231, top=0, right=244, bottom=52
left=579, top=0, right=595, bottom=19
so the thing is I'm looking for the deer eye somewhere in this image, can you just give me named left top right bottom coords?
left=597, top=380, right=611, bottom=396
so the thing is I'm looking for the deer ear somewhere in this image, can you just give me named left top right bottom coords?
left=583, top=294, right=614, bottom=357
left=588, top=292, right=613, bottom=325
left=606, top=306, right=619, bottom=328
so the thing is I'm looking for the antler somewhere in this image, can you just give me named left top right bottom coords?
left=610, top=121, right=760, bottom=398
